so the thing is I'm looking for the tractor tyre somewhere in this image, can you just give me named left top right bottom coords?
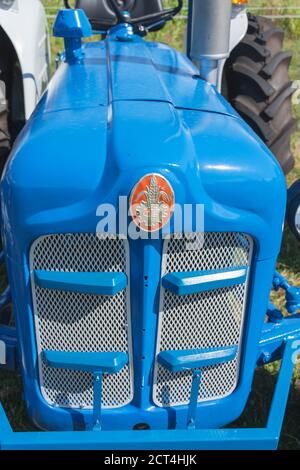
left=287, top=179, right=300, bottom=242
left=0, top=80, right=11, bottom=326
left=223, top=14, right=297, bottom=174
left=0, top=80, right=11, bottom=175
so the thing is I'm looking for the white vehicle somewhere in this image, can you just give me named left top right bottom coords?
left=0, top=0, right=50, bottom=171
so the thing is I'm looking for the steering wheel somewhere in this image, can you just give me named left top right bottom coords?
left=63, top=0, right=183, bottom=29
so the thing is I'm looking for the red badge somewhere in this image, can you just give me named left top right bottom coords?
left=130, top=174, right=175, bottom=232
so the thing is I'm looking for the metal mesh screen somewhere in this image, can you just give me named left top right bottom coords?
left=153, top=232, right=252, bottom=407
left=30, top=234, right=133, bottom=409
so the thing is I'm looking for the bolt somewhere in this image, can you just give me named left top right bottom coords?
left=261, top=351, right=271, bottom=364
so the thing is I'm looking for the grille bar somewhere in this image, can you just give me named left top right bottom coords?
left=153, top=232, right=253, bottom=408
left=30, top=234, right=133, bottom=410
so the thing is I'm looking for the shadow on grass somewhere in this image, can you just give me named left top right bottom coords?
left=278, top=227, right=300, bottom=276
left=230, top=365, right=300, bottom=450
left=0, top=370, right=36, bottom=432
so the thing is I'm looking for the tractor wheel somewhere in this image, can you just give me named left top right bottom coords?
left=287, top=179, right=300, bottom=241
left=223, top=14, right=297, bottom=174
left=0, top=79, right=11, bottom=175
left=0, top=80, right=11, bottom=326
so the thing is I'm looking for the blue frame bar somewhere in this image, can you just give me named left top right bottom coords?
left=0, top=428, right=279, bottom=451
left=0, top=339, right=296, bottom=450
left=34, top=270, right=127, bottom=296
left=258, top=315, right=300, bottom=365
left=267, top=340, right=295, bottom=432
left=0, top=403, right=12, bottom=435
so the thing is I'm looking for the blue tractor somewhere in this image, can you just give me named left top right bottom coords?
left=0, top=0, right=299, bottom=450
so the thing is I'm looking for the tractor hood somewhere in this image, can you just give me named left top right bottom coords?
left=1, top=34, right=286, bottom=263
left=33, top=36, right=238, bottom=116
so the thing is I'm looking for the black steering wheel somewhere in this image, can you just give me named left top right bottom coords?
left=63, top=0, right=183, bottom=30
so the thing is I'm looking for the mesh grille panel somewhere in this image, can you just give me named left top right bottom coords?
left=153, top=232, right=252, bottom=407
left=30, top=234, right=133, bottom=409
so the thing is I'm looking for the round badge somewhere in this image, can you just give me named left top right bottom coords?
left=129, top=174, right=175, bottom=232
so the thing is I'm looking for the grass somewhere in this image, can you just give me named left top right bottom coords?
left=0, top=0, right=299, bottom=449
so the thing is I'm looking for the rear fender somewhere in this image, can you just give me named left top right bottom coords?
left=0, top=0, right=50, bottom=119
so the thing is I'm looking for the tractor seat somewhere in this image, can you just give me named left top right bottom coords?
left=75, top=0, right=165, bottom=31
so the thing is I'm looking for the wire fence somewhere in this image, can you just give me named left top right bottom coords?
left=176, top=15, right=300, bottom=20
left=177, top=4, right=300, bottom=21
left=45, top=4, right=300, bottom=20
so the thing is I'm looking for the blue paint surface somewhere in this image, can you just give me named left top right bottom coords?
left=34, top=270, right=127, bottom=296
left=53, top=9, right=92, bottom=64
left=53, top=9, right=92, bottom=39
left=158, top=345, right=238, bottom=373
left=162, top=267, right=247, bottom=296
left=44, top=350, right=128, bottom=374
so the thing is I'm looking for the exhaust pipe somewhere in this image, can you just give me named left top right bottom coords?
left=187, top=0, right=232, bottom=89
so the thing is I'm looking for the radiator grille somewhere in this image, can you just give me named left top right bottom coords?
left=153, top=232, right=252, bottom=407
left=30, top=234, right=133, bottom=409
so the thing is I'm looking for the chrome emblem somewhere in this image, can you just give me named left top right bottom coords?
left=130, top=174, right=175, bottom=232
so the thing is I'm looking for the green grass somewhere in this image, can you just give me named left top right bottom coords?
left=0, top=0, right=300, bottom=449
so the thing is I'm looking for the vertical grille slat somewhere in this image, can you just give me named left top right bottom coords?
left=30, top=234, right=133, bottom=410
left=153, top=232, right=253, bottom=407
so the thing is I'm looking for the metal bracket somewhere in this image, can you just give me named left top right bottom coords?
left=187, top=370, right=201, bottom=429
left=92, top=371, right=103, bottom=431
left=273, top=271, right=300, bottom=314
left=158, top=345, right=238, bottom=430
left=43, top=350, right=128, bottom=431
